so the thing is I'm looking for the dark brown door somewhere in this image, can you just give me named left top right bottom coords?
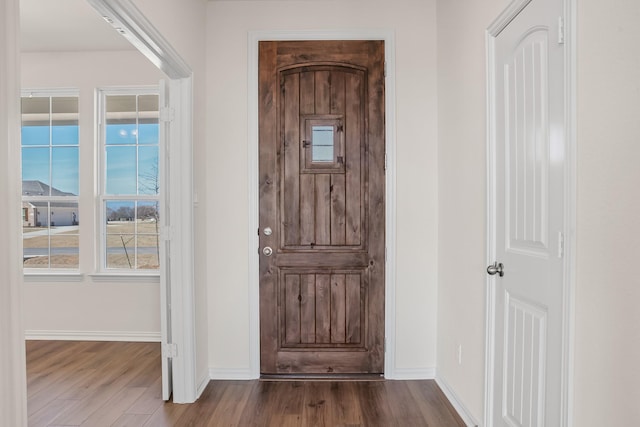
left=259, top=40, right=385, bottom=375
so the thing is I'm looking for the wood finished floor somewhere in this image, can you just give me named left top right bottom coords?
left=26, top=341, right=466, bottom=427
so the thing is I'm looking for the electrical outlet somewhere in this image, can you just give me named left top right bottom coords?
left=457, top=344, right=462, bottom=365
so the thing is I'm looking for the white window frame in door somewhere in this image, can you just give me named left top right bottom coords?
left=86, top=0, right=198, bottom=403
left=484, top=0, right=576, bottom=426
left=247, top=30, right=398, bottom=379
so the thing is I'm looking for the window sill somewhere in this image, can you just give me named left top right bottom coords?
left=23, top=271, right=85, bottom=283
left=23, top=271, right=160, bottom=284
left=89, top=273, right=160, bottom=284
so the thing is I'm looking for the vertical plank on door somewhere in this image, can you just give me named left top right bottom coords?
left=331, top=174, right=346, bottom=245
left=315, top=175, right=331, bottom=245
left=300, top=274, right=316, bottom=344
left=300, top=70, right=317, bottom=246
left=331, top=274, right=346, bottom=343
left=283, top=73, right=300, bottom=246
left=300, top=71, right=315, bottom=115
left=345, top=73, right=363, bottom=246
left=315, top=71, right=331, bottom=115
left=285, top=274, right=301, bottom=344
left=300, top=174, right=315, bottom=245
left=330, top=71, right=345, bottom=115
left=316, top=274, right=331, bottom=343
left=345, top=274, right=361, bottom=344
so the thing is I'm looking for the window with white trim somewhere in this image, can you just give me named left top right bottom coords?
left=99, top=88, right=160, bottom=271
left=21, top=92, right=80, bottom=270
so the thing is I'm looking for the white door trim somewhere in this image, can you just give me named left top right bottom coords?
left=1, top=0, right=28, bottom=425
left=484, top=0, right=576, bottom=425
left=247, top=29, right=398, bottom=379
left=87, top=0, right=198, bottom=403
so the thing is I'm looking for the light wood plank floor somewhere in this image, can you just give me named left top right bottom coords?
left=26, top=341, right=466, bottom=426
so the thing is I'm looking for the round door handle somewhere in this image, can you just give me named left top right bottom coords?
left=263, top=246, right=273, bottom=257
left=487, top=262, right=504, bottom=277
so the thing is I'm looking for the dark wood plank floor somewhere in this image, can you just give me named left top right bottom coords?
left=26, top=341, right=466, bottom=427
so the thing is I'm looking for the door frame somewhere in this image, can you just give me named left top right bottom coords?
left=248, top=30, right=398, bottom=379
left=484, top=0, right=576, bottom=425
left=1, top=0, right=28, bottom=425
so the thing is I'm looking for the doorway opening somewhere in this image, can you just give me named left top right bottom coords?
left=19, top=0, right=198, bottom=404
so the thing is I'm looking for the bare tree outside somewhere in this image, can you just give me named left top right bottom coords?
left=137, top=162, right=160, bottom=267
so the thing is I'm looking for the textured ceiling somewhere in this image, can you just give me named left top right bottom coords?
left=20, top=0, right=134, bottom=52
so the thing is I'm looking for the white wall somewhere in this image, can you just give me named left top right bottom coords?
left=21, top=50, right=164, bottom=339
left=574, top=0, right=640, bottom=424
left=435, top=0, right=508, bottom=421
left=206, top=0, right=439, bottom=376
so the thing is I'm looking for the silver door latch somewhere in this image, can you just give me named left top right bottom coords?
left=487, top=262, right=504, bottom=277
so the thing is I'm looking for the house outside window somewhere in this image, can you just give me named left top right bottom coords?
left=21, top=92, right=80, bottom=269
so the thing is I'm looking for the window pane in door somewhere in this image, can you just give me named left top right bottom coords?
left=312, top=125, right=334, bottom=162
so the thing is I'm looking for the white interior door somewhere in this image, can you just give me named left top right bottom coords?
left=487, top=0, right=566, bottom=425
left=158, top=78, right=172, bottom=401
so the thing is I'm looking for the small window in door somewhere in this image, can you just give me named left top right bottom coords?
left=311, top=125, right=334, bottom=162
left=301, top=115, right=344, bottom=173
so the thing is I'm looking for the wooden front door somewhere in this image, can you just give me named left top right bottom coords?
left=259, top=40, right=385, bottom=375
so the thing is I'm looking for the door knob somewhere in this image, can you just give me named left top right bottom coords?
left=263, top=246, right=273, bottom=257
left=487, top=262, right=504, bottom=277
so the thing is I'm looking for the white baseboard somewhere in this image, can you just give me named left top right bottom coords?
left=386, top=367, right=436, bottom=380
left=435, top=374, right=480, bottom=427
left=196, top=371, right=210, bottom=399
left=209, top=367, right=256, bottom=380
left=24, top=330, right=161, bottom=342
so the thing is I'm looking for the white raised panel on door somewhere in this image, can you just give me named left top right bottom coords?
left=502, top=293, right=547, bottom=426
left=505, top=29, right=550, bottom=257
